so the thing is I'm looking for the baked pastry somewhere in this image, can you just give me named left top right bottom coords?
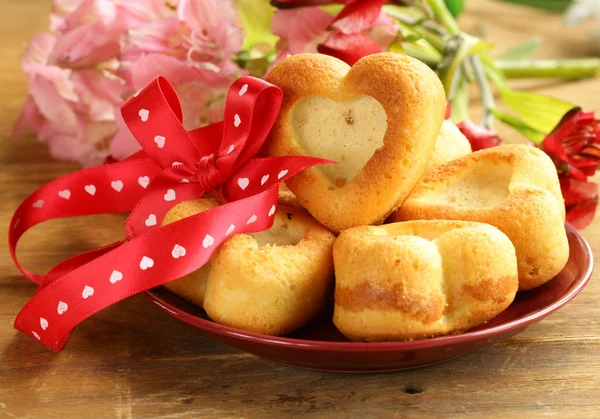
left=333, top=220, right=518, bottom=341
left=426, top=120, right=471, bottom=173
left=162, top=198, right=219, bottom=307
left=393, top=144, right=568, bottom=290
left=162, top=196, right=336, bottom=335
left=265, top=52, right=446, bottom=232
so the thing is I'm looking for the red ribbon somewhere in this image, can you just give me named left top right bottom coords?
left=9, top=76, right=331, bottom=351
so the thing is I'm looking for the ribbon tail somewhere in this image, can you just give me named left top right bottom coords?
left=14, top=188, right=279, bottom=351
left=9, top=158, right=161, bottom=283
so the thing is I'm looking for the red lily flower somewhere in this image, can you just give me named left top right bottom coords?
left=540, top=108, right=600, bottom=181
left=560, top=175, right=598, bottom=229
left=317, top=32, right=382, bottom=65
left=456, top=119, right=503, bottom=151
left=272, top=0, right=392, bottom=66
left=330, top=0, right=387, bottom=34
left=539, top=108, right=600, bottom=229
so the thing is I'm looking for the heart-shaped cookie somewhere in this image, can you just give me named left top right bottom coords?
left=393, top=144, right=569, bottom=290
left=161, top=194, right=336, bottom=336
left=333, top=220, right=518, bottom=342
left=265, top=53, right=446, bottom=231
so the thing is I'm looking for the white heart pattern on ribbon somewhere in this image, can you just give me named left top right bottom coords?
left=172, top=244, right=187, bottom=258
left=138, top=176, right=150, bottom=188
left=32, top=200, right=44, bottom=208
left=227, top=144, right=235, bottom=155
left=239, top=84, right=248, bottom=96
left=202, top=234, right=214, bottom=248
left=57, top=301, right=68, bottom=315
left=32, top=331, right=41, bottom=341
left=260, top=175, right=269, bottom=186
left=278, top=170, right=288, bottom=179
left=164, top=189, right=176, bottom=201
left=84, top=185, right=96, bottom=196
left=145, top=214, right=157, bottom=227
left=226, top=224, right=235, bottom=235
left=154, top=135, right=165, bottom=148
left=268, top=205, right=276, bottom=217
left=111, top=180, right=124, bottom=192
left=246, top=214, right=257, bottom=225
left=140, top=256, right=154, bottom=270
left=139, top=109, right=149, bottom=122
left=234, top=114, right=241, bottom=128
left=40, top=317, right=48, bottom=330
left=82, top=285, right=94, bottom=299
left=238, top=178, right=249, bottom=190
left=58, top=190, right=71, bottom=200
left=109, top=270, right=123, bottom=284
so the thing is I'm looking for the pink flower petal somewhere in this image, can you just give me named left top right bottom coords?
left=176, top=0, right=243, bottom=61
left=127, top=53, right=228, bottom=90
left=12, top=98, right=44, bottom=136
left=272, top=8, right=333, bottom=55
left=48, top=24, right=122, bottom=68
left=28, top=75, right=78, bottom=128
left=109, top=107, right=141, bottom=160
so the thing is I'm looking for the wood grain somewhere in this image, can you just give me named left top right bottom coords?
left=1, top=1, right=599, bottom=418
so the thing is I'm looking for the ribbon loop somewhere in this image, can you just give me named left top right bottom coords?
left=121, top=76, right=203, bottom=170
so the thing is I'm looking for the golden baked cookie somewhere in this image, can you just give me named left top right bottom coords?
left=265, top=53, right=446, bottom=232
left=162, top=196, right=336, bottom=336
left=393, top=144, right=568, bottom=291
left=162, top=198, right=219, bottom=307
left=333, top=221, right=518, bottom=342
left=426, top=120, right=472, bottom=173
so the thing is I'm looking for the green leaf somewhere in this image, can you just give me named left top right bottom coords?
left=498, top=89, right=575, bottom=135
left=492, top=108, right=546, bottom=143
left=497, top=36, right=542, bottom=61
left=395, top=21, right=423, bottom=43
left=444, top=0, right=465, bottom=17
left=237, top=0, right=278, bottom=50
left=391, top=38, right=443, bottom=67
left=382, top=5, right=427, bottom=25
left=499, top=0, right=572, bottom=13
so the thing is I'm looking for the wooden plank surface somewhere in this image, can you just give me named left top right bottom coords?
left=1, top=1, right=599, bottom=418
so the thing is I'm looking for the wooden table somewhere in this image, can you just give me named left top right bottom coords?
left=1, top=1, right=599, bottom=417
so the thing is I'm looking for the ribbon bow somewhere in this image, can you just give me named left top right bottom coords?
left=9, top=76, right=330, bottom=351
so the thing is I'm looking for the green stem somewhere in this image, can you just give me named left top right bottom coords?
left=424, top=0, right=460, bottom=35
left=495, top=58, right=600, bottom=79
left=412, top=25, right=445, bottom=53
left=469, top=55, right=495, bottom=130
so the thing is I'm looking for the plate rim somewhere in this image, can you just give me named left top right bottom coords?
left=145, top=223, right=594, bottom=353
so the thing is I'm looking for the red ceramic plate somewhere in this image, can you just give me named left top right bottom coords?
left=146, top=224, right=593, bottom=372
